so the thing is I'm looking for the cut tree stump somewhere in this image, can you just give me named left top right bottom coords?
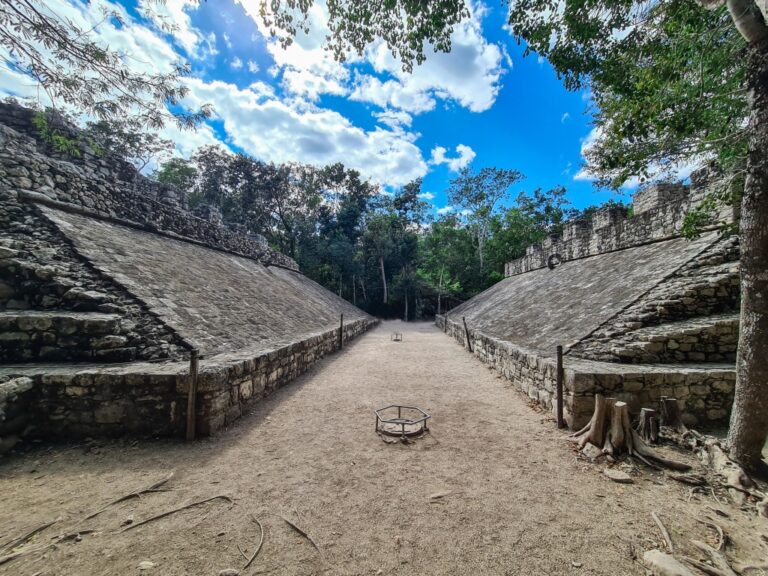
left=659, top=397, right=687, bottom=433
left=570, top=395, right=691, bottom=471
left=638, top=408, right=660, bottom=444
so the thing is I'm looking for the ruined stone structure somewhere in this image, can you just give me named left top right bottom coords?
left=438, top=179, right=739, bottom=429
left=0, top=102, right=377, bottom=447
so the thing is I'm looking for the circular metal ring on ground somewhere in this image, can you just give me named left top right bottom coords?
left=374, top=405, right=430, bottom=437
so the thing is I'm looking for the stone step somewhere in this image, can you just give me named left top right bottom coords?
left=608, top=313, right=739, bottom=363
left=0, top=310, right=120, bottom=335
left=0, top=310, right=134, bottom=363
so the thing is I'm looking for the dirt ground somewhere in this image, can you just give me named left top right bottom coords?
left=1, top=321, right=766, bottom=576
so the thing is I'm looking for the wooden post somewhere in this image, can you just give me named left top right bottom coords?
left=462, top=316, right=473, bottom=353
left=556, top=345, right=564, bottom=429
left=186, top=348, right=199, bottom=441
left=338, top=313, right=344, bottom=349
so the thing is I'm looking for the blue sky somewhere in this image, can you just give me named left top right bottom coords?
left=0, top=0, right=631, bottom=214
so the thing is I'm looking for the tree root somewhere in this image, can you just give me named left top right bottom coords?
left=0, top=529, right=95, bottom=567
left=652, top=512, right=674, bottom=553
left=569, top=395, right=691, bottom=471
left=280, top=514, right=320, bottom=553
left=0, top=519, right=57, bottom=554
left=122, top=495, right=233, bottom=532
left=243, top=514, right=265, bottom=570
left=682, top=540, right=738, bottom=576
left=84, top=471, right=174, bottom=520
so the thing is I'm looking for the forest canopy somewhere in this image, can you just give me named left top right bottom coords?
left=150, top=142, right=618, bottom=319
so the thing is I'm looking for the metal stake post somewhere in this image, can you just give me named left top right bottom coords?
left=556, top=345, right=564, bottom=429
left=186, top=348, right=199, bottom=441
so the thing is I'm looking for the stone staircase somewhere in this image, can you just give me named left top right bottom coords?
left=583, top=313, right=739, bottom=364
left=0, top=191, right=188, bottom=364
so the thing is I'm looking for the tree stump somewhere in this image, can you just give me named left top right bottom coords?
left=659, top=397, right=687, bottom=433
left=637, top=408, right=660, bottom=444
left=570, top=395, right=691, bottom=471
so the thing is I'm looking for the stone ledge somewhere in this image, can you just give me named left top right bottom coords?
left=0, top=317, right=378, bottom=439
left=436, top=314, right=735, bottom=430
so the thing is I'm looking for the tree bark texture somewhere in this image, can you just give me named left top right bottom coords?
left=728, top=37, right=768, bottom=470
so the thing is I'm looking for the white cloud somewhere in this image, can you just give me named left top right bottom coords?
left=182, top=78, right=428, bottom=187
left=418, top=192, right=435, bottom=200
left=561, top=112, right=570, bottom=123
left=355, top=8, right=505, bottom=114
left=373, top=109, right=414, bottom=130
left=247, top=60, right=260, bottom=73
left=138, top=0, right=205, bottom=58
left=281, top=67, right=348, bottom=101
left=437, top=206, right=455, bottom=215
left=238, top=0, right=505, bottom=115
left=231, top=57, right=243, bottom=70
left=430, top=144, right=476, bottom=172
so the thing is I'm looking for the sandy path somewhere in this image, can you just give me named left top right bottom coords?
left=0, top=321, right=764, bottom=575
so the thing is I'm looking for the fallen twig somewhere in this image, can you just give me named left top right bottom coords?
left=280, top=515, right=319, bottom=552
left=697, top=518, right=726, bottom=551
left=237, top=544, right=249, bottom=563
left=122, top=495, right=232, bottom=532
left=669, top=473, right=707, bottom=486
left=0, top=529, right=95, bottom=566
left=651, top=512, right=674, bottom=553
left=242, top=514, right=265, bottom=570
left=84, top=471, right=174, bottom=520
left=682, top=539, right=738, bottom=576
left=1, top=520, right=57, bottom=554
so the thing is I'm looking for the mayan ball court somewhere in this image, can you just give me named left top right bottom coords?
left=1, top=2, right=768, bottom=575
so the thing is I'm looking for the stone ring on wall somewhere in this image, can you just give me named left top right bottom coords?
left=547, top=253, right=563, bottom=270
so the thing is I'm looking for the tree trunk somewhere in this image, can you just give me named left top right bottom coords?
left=404, top=291, right=408, bottom=322
left=728, top=37, right=768, bottom=471
left=379, top=256, right=388, bottom=304
left=659, top=397, right=687, bottom=433
left=477, top=229, right=485, bottom=271
left=360, top=276, right=367, bottom=302
left=437, top=267, right=444, bottom=315
left=352, top=274, right=356, bottom=306
left=637, top=408, right=659, bottom=444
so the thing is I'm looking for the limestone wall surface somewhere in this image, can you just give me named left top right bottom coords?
left=0, top=188, right=189, bottom=363
left=0, top=102, right=378, bottom=444
left=39, top=206, right=369, bottom=357
left=504, top=179, right=732, bottom=278
left=0, top=103, right=297, bottom=271
left=436, top=315, right=734, bottom=428
left=0, top=317, right=376, bottom=439
left=448, top=233, right=719, bottom=354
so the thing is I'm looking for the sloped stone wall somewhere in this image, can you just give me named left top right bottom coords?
left=436, top=314, right=734, bottom=428
left=0, top=189, right=189, bottom=362
left=569, top=236, right=740, bottom=362
left=0, top=102, right=378, bottom=443
left=0, top=102, right=297, bottom=271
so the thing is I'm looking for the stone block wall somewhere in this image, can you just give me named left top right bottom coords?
left=194, top=318, right=377, bottom=434
left=504, top=179, right=730, bottom=277
left=0, top=376, right=34, bottom=451
left=436, top=314, right=734, bottom=429
left=0, top=102, right=297, bottom=271
left=0, top=318, right=377, bottom=440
